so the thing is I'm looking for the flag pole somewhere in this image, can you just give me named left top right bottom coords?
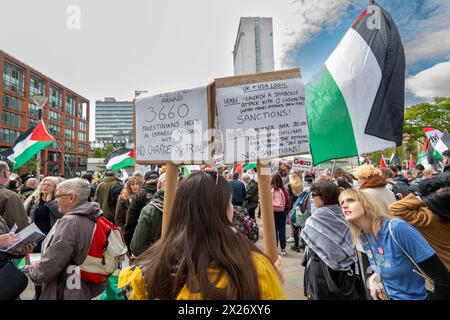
left=54, top=140, right=74, bottom=178
left=257, top=161, right=278, bottom=263
left=161, top=162, right=178, bottom=238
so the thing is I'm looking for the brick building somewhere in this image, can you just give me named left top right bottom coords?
left=0, top=50, right=89, bottom=176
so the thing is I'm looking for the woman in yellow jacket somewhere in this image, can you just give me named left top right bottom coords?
left=118, top=171, right=285, bottom=300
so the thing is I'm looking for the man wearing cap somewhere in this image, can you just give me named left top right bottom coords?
left=130, top=173, right=166, bottom=256
left=123, top=170, right=159, bottom=251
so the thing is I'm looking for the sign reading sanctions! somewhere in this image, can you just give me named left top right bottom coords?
left=215, top=69, right=310, bottom=164
left=134, top=85, right=214, bottom=164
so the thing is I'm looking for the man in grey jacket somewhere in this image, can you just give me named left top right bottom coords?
left=29, top=178, right=107, bottom=300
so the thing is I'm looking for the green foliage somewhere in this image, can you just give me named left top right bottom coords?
left=92, top=144, right=116, bottom=158
left=404, top=97, right=450, bottom=144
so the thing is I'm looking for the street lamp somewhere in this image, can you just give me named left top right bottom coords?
left=32, top=95, right=48, bottom=179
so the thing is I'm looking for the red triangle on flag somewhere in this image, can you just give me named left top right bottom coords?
left=423, top=138, right=429, bottom=152
left=129, top=148, right=135, bottom=159
left=379, top=156, right=387, bottom=169
left=30, top=120, right=55, bottom=142
left=236, top=163, right=243, bottom=175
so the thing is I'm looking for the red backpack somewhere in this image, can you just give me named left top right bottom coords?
left=79, top=216, right=127, bottom=284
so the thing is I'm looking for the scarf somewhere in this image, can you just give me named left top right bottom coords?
left=301, top=204, right=357, bottom=271
left=360, top=174, right=387, bottom=189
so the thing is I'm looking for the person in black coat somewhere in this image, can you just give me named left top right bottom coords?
left=123, top=171, right=159, bottom=252
left=229, top=173, right=246, bottom=207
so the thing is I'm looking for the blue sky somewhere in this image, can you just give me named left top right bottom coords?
left=289, top=0, right=450, bottom=106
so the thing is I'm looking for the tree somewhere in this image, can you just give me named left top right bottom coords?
left=403, top=97, right=450, bottom=144
left=92, top=144, right=116, bottom=158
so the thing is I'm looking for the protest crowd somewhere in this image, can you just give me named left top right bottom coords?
left=1, top=149, right=450, bottom=300
left=1, top=1, right=450, bottom=304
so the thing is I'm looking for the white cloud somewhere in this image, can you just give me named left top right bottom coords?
left=405, top=61, right=450, bottom=98
left=404, top=0, right=450, bottom=64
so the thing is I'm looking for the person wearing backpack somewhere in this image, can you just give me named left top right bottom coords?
left=130, top=174, right=166, bottom=257
left=271, top=173, right=290, bottom=255
left=94, top=170, right=123, bottom=224
left=29, top=178, right=126, bottom=300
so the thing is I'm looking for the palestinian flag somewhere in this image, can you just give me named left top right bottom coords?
left=379, top=156, right=387, bottom=169
left=306, top=2, right=405, bottom=166
left=0, top=120, right=55, bottom=170
left=182, top=165, right=191, bottom=177
left=243, top=162, right=257, bottom=172
left=434, top=132, right=450, bottom=155
left=105, top=148, right=135, bottom=171
left=389, top=148, right=398, bottom=167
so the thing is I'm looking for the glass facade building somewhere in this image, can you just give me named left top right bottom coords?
left=0, top=50, right=90, bottom=176
left=95, top=98, right=133, bottom=143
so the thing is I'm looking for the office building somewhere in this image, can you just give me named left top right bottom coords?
left=0, top=50, right=89, bottom=176
left=95, top=98, right=133, bottom=144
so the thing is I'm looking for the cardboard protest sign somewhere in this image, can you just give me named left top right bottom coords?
left=215, top=69, right=309, bottom=164
left=292, top=156, right=313, bottom=171
left=134, top=84, right=215, bottom=165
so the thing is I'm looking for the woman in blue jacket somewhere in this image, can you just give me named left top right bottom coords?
left=339, top=189, right=450, bottom=300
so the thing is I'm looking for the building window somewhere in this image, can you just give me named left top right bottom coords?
left=29, top=75, right=45, bottom=99
left=3, top=61, right=25, bottom=96
left=78, top=143, right=86, bottom=153
left=0, top=128, right=20, bottom=144
left=64, top=128, right=75, bottom=140
left=1, top=111, right=21, bottom=128
left=66, top=94, right=76, bottom=116
left=79, top=122, right=86, bottom=131
left=28, top=102, right=40, bottom=117
left=50, top=86, right=62, bottom=110
left=78, top=132, right=86, bottom=142
left=64, top=140, right=75, bottom=151
left=48, top=124, right=61, bottom=136
left=49, top=111, right=61, bottom=123
left=2, top=94, right=22, bottom=111
left=28, top=118, right=39, bottom=129
left=65, top=116, right=75, bottom=128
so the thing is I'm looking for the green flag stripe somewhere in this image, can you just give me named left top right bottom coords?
left=12, top=141, right=54, bottom=169
left=109, top=157, right=134, bottom=171
left=306, top=68, right=358, bottom=166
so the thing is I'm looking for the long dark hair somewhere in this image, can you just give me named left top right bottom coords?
left=422, top=188, right=450, bottom=223
left=271, top=173, right=284, bottom=190
left=135, top=171, right=269, bottom=299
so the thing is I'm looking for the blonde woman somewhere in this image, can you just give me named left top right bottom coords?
left=353, top=165, right=396, bottom=216
left=23, top=176, right=61, bottom=300
left=24, top=177, right=61, bottom=252
left=339, top=189, right=450, bottom=300
left=115, top=177, right=141, bottom=232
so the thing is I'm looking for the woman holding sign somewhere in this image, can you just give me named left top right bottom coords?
left=118, top=171, right=285, bottom=299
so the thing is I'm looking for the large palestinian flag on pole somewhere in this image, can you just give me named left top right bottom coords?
left=306, top=2, right=405, bottom=165
left=104, top=148, right=135, bottom=171
left=0, top=120, right=55, bottom=170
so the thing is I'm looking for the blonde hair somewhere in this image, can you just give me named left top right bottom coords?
left=338, top=189, right=391, bottom=247
left=24, top=176, right=60, bottom=210
left=353, top=164, right=382, bottom=179
left=119, top=176, right=140, bottom=201
left=289, top=172, right=303, bottom=196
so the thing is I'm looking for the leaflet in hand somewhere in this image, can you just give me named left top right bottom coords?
left=0, top=223, right=45, bottom=255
